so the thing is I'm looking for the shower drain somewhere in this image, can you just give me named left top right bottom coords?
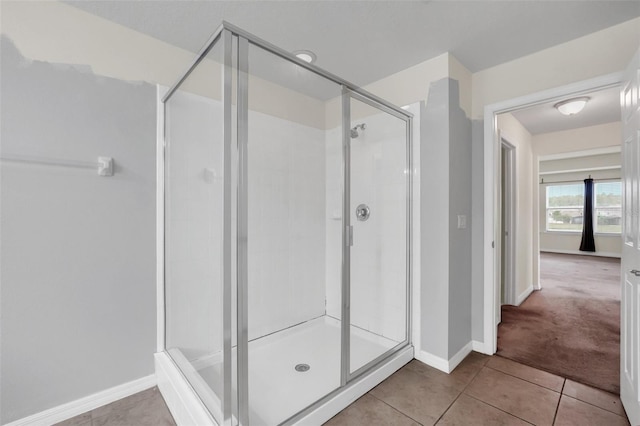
left=295, top=363, right=310, bottom=372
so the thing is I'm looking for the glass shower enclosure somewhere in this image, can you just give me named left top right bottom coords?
left=159, top=22, right=413, bottom=425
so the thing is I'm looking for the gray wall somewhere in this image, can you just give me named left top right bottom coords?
left=420, top=82, right=451, bottom=359
left=0, top=37, right=157, bottom=423
left=470, top=120, right=485, bottom=343
left=447, top=81, right=472, bottom=355
left=420, top=78, right=473, bottom=359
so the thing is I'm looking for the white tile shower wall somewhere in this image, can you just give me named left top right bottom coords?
left=165, top=90, right=225, bottom=361
left=325, top=112, right=407, bottom=343
left=165, top=90, right=328, bottom=359
left=325, top=127, right=343, bottom=320
left=247, top=110, right=327, bottom=339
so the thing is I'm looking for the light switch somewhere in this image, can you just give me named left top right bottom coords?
left=457, top=215, right=467, bottom=229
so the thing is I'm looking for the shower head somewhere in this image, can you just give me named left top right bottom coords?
left=350, top=123, right=366, bottom=138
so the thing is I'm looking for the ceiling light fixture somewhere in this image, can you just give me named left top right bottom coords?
left=293, top=50, right=317, bottom=64
left=554, top=97, right=590, bottom=116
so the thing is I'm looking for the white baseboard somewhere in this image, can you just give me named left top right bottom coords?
left=415, top=350, right=449, bottom=373
left=5, top=375, right=156, bottom=426
left=516, top=285, right=534, bottom=306
left=540, top=249, right=621, bottom=259
left=447, top=342, right=473, bottom=372
left=415, top=341, right=473, bottom=374
left=471, top=340, right=485, bottom=353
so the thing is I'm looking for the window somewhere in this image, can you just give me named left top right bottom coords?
left=595, top=181, right=622, bottom=233
left=545, top=181, right=622, bottom=234
left=546, top=184, right=584, bottom=232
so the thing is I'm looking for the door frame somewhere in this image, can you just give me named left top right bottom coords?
left=499, top=137, right=517, bottom=307
left=482, top=72, right=623, bottom=355
left=341, top=87, right=414, bottom=384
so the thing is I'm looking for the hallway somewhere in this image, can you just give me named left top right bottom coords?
left=497, top=252, right=621, bottom=393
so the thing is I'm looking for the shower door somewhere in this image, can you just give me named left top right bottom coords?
left=343, top=90, right=411, bottom=379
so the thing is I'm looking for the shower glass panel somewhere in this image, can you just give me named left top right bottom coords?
left=164, top=31, right=236, bottom=424
left=161, top=22, right=413, bottom=426
left=244, top=41, right=344, bottom=425
left=348, top=94, right=409, bottom=375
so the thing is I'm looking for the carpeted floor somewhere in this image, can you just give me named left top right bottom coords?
left=497, top=252, right=621, bottom=394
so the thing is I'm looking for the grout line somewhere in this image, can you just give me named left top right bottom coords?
left=560, top=393, right=630, bottom=420
left=484, top=364, right=563, bottom=393
left=432, top=360, right=488, bottom=424
left=552, top=380, right=566, bottom=425
left=463, top=393, right=536, bottom=425
left=489, top=362, right=628, bottom=419
left=367, top=392, right=424, bottom=425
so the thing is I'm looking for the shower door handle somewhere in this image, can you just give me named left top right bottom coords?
left=346, top=225, right=353, bottom=247
left=356, top=204, right=370, bottom=221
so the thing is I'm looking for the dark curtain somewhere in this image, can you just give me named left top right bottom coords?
left=579, top=178, right=596, bottom=252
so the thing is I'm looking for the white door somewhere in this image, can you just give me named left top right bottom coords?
left=620, top=48, right=640, bottom=424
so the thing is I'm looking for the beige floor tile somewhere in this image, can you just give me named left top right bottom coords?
left=562, top=379, right=626, bottom=417
left=324, top=394, right=419, bottom=426
left=554, top=395, right=629, bottom=426
left=402, top=352, right=488, bottom=393
left=436, top=394, right=530, bottom=426
left=486, top=356, right=564, bottom=392
left=448, top=352, right=491, bottom=384
left=464, top=367, right=560, bottom=425
left=52, top=412, right=91, bottom=426
left=370, top=365, right=462, bottom=425
left=92, top=390, right=176, bottom=426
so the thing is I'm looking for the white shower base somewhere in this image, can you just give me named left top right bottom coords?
left=175, top=315, right=400, bottom=425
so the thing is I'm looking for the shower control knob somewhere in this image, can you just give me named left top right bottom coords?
left=356, top=204, right=370, bottom=222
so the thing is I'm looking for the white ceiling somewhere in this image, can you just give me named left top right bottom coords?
left=63, top=1, right=638, bottom=130
left=64, top=1, right=639, bottom=86
left=510, top=86, right=621, bottom=135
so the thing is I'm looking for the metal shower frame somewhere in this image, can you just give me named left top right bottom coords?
left=161, top=21, right=413, bottom=425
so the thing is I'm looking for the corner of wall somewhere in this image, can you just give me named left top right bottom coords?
left=447, top=53, right=473, bottom=119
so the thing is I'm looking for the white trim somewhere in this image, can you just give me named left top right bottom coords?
left=447, top=342, right=473, bottom=372
left=472, top=340, right=486, bottom=353
left=483, top=72, right=623, bottom=357
left=541, top=249, right=621, bottom=259
left=155, top=352, right=217, bottom=426
left=410, top=101, right=422, bottom=361
left=538, top=145, right=621, bottom=161
left=156, top=85, right=166, bottom=353
left=516, top=285, right=534, bottom=306
left=542, top=231, right=623, bottom=237
left=539, top=165, right=621, bottom=175
left=500, top=136, right=517, bottom=306
left=5, top=375, right=156, bottom=426
left=295, top=346, right=413, bottom=425
left=415, top=342, right=473, bottom=374
left=415, top=350, right=449, bottom=373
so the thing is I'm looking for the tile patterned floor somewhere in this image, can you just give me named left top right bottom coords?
left=56, top=353, right=629, bottom=426
left=327, top=353, right=630, bottom=426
